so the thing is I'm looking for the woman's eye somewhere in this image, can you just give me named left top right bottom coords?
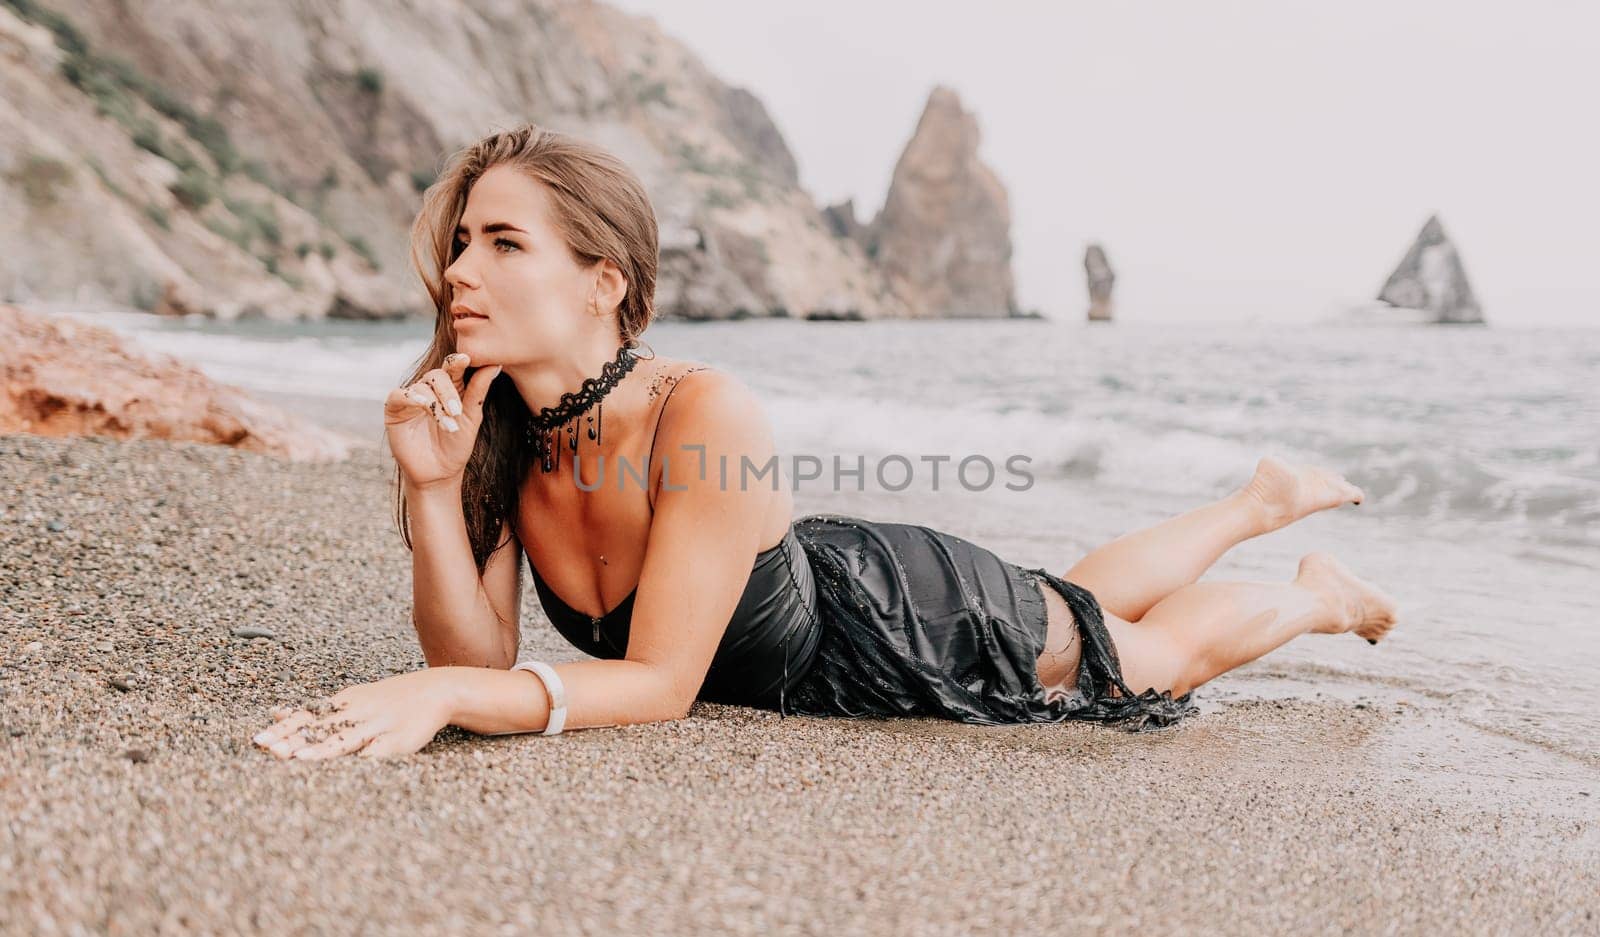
left=451, top=236, right=518, bottom=254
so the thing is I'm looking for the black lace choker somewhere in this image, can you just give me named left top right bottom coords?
left=525, top=344, right=638, bottom=473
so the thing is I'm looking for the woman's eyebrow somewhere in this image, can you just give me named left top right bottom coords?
left=454, top=222, right=529, bottom=236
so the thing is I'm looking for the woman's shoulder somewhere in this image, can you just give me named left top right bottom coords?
left=642, top=355, right=712, bottom=391
left=644, top=358, right=768, bottom=443
left=641, top=356, right=743, bottom=405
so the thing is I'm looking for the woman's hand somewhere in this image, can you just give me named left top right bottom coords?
left=385, top=352, right=502, bottom=490
left=251, top=669, right=460, bottom=760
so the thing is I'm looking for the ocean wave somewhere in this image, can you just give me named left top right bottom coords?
left=65, top=307, right=1600, bottom=530
left=765, top=390, right=1600, bottom=528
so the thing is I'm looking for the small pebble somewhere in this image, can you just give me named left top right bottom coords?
left=109, top=676, right=134, bottom=692
left=46, top=519, right=67, bottom=532
left=231, top=626, right=277, bottom=640
left=124, top=748, right=151, bottom=764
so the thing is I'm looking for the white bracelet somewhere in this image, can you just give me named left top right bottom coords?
left=510, top=660, right=567, bottom=735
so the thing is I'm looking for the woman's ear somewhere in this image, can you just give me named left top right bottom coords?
left=596, top=258, right=628, bottom=315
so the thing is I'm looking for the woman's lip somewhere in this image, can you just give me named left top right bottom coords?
left=454, top=315, right=486, bottom=324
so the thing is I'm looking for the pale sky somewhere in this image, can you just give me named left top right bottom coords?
left=607, top=0, right=1599, bottom=325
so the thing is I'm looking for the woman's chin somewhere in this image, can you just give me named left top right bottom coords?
left=451, top=336, right=483, bottom=359
left=449, top=334, right=503, bottom=369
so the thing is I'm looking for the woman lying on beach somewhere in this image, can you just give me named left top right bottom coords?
left=253, top=124, right=1398, bottom=760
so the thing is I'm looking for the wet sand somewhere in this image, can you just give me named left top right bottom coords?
left=2, top=432, right=1596, bottom=934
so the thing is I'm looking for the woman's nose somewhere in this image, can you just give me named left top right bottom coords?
left=444, top=254, right=478, bottom=291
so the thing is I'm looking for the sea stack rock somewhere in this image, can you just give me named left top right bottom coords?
left=862, top=85, right=1019, bottom=317
left=1085, top=244, right=1115, bottom=322
left=1377, top=215, right=1485, bottom=324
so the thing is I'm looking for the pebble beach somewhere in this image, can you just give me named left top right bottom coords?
left=2, top=431, right=1596, bottom=935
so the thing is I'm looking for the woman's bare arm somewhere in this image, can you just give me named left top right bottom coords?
left=442, top=370, right=776, bottom=733
left=405, top=477, right=521, bottom=669
left=440, top=658, right=668, bottom=734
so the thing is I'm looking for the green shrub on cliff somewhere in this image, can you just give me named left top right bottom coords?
left=7, top=0, right=244, bottom=181
left=7, top=154, right=74, bottom=208
left=170, top=168, right=217, bottom=210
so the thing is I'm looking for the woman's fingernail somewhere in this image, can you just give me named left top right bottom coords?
left=442, top=416, right=460, bottom=432
left=445, top=399, right=462, bottom=417
left=253, top=732, right=270, bottom=744
left=408, top=393, right=428, bottom=406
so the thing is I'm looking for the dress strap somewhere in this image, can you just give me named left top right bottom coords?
left=646, top=366, right=711, bottom=513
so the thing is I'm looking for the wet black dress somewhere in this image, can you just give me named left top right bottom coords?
left=529, top=514, right=1196, bottom=731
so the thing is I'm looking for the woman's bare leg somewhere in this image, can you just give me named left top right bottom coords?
left=1100, top=552, right=1399, bottom=698
left=1064, top=456, right=1365, bottom=622
left=1064, top=493, right=1261, bottom=624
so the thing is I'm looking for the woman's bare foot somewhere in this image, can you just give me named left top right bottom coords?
left=1294, top=552, right=1399, bottom=642
left=1239, top=455, right=1365, bottom=534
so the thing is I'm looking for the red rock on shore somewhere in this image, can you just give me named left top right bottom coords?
left=0, top=305, right=352, bottom=462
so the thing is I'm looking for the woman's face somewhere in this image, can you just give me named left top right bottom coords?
left=443, top=165, right=600, bottom=366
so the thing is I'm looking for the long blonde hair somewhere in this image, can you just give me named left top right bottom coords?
left=394, top=123, right=660, bottom=572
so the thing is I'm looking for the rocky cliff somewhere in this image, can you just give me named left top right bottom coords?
left=1377, top=214, right=1485, bottom=325
left=833, top=85, right=1020, bottom=318
left=1, top=0, right=1019, bottom=322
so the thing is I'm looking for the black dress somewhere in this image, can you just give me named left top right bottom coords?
left=529, top=512, right=1197, bottom=731
left=782, top=514, right=1196, bottom=730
